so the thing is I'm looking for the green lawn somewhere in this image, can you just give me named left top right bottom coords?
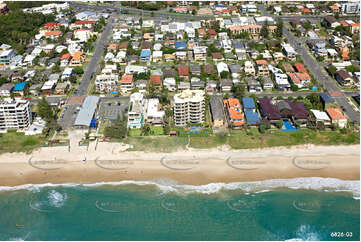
left=0, top=131, right=44, bottom=154
left=128, top=128, right=142, bottom=136
left=125, top=136, right=188, bottom=152
left=189, top=129, right=359, bottom=150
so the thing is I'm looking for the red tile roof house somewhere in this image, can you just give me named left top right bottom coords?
left=294, top=63, right=307, bottom=73
left=74, top=20, right=96, bottom=29
left=178, top=66, right=189, bottom=80
left=45, top=30, right=62, bottom=40
left=197, top=28, right=206, bottom=39
left=256, top=60, right=269, bottom=76
left=149, top=75, right=162, bottom=87
left=207, top=29, right=217, bottom=39
left=288, top=72, right=311, bottom=88
left=60, top=53, right=72, bottom=66
left=120, top=74, right=134, bottom=93
left=43, top=22, right=60, bottom=30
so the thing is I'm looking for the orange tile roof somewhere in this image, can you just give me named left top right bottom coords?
left=120, top=74, right=133, bottom=83
left=198, top=28, right=206, bottom=35
left=268, top=26, right=277, bottom=30
left=108, top=44, right=117, bottom=50
left=350, top=23, right=360, bottom=27
left=339, top=20, right=349, bottom=27
left=329, top=5, right=340, bottom=10
left=224, top=98, right=244, bottom=125
left=72, top=51, right=84, bottom=61
left=294, top=63, right=307, bottom=73
left=61, top=53, right=71, bottom=60
left=296, top=72, right=311, bottom=81
left=75, top=20, right=96, bottom=25
left=302, top=8, right=311, bottom=13
left=325, top=108, right=346, bottom=120
left=45, top=30, right=62, bottom=36
left=256, top=60, right=267, bottom=65
left=150, top=75, right=162, bottom=85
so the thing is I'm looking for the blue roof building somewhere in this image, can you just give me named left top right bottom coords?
left=175, top=41, right=186, bottom=50
left=242, top=97, right=256, bottom=110
left=140, top=49, right=151, bottom=61
left=245, top=110, right=260, bottom=125
left=319, top=93, right=335, bottom=103
left=13, top=82, right=27, bottom=92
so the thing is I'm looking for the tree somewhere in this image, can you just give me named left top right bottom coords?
left=192, top=9, right=197, bottom=15
left=276, top=18, right=283, bottom=38
left=73, top=66, right=84, bottom=75
left=37, top=96, right=54, bottom=122
left=275, top=120, right=283, bottom=129
left=261, top=21, right=269, bottom=39
left=328, top=65, right=337, bottom=76
left=291, top=84, right=299, bottom=92
left=220, top=71, right=229, bottom=79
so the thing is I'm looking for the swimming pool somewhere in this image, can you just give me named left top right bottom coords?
left=281, top=121, right=297, bottom=131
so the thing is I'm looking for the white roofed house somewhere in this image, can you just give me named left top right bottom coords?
left=128, top=92, right=146, bottom=129
left=163, top=78, right=176, bottom=91
left=61, top=67, right=74, bottom=80
left=74, top=29, right=94, bottom=42
left=193, top=46, right=207, bottom=62
left=274, top=73, right=290, bottom=91
left=145, top=99, right=165, bottom=126
left=104, top=52, right=115, bottom=63
left=244, top=61, right=256, bottom=76
left=281, top=42, right=297, bottom=61
left=115, top=51, right=127, bottom=65
left=310, top=109, right=331, bottom=127
left=152, top=51, right=163, bottom=63
left=0, top=49, right=15, bottom=66
left=217, top=62, right=229, bottom=76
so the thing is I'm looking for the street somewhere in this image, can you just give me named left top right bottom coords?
left=258, top=4, right=360, bottom=124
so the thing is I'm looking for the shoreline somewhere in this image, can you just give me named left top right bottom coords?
left=0, top=143, right=359, bottom=188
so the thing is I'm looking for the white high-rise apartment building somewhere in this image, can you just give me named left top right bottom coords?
left=173, top=90, right=205, bottom=127
left=0, top=98, right=32, bottom=131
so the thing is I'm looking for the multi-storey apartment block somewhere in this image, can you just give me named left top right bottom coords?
left=0, top=98, right=32, bottom=131
left=173, top=90, right=205, bottom=127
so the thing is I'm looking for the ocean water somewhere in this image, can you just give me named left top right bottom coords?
left=0, top=179, right=359, bottom=241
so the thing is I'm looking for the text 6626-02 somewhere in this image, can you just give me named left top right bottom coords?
left=330, top=232, right=353, bottom=238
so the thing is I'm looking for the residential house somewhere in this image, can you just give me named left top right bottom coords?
left=324, top=16, right=340, bottom=28
left=282, top=43, right=296, bottom=61
left=70, top=52, right=85, bottom=66
left=145, top=98, right=165, bottom=126
left=217, top=62, right=229, bottom=75
left=55, top=82, right=70, bottom=95
left=128, top=92, right=145, bottom=129
left=325, top=107, right=347, bottom=128
left=13, top=82, right=28, bottom=96
left=152, top=51, right=163, bottom=62
left=224, top=98, right=245, bottom=128
left=178, top=65, right=189, bottom=80
left=149, top=75, right=162, bottom=88
left=310, top=109, right=331, bottom=127
left=190, top=64, right=201, bottom=76
left=140, top=49, right=151, bottom=62
left=335, top=69, right=354, bottom=86
left=120, top=74, right=134, bottom=93
left=256, top=60, right=269, bottom=76
left=244, top=61, right=256, bottom=76
left=221, top=79, right=233, bottom=92
left=274, top=73, right=291, bottom=91
left=0, top=83, right=13, bottom=97
left=258, top=98, right=281, bottom=123
left=262, top=76, right=274, bottom=90
left=163, top=78, right=176, bottom=91
left=209, top=96, right=225, bottom=127
left=193, top=46, right=207, bottom=61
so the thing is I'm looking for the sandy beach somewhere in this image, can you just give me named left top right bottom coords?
left=0, top=143, right=359, bottom=187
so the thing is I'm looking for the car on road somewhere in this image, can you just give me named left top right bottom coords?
left=341, top=106, right=346, bottom=112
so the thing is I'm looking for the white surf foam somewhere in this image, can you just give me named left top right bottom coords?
left=0, top=177, right=359, bottom=197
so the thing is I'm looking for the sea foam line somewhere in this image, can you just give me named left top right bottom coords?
left=0, top=177, right=359, bottom=197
